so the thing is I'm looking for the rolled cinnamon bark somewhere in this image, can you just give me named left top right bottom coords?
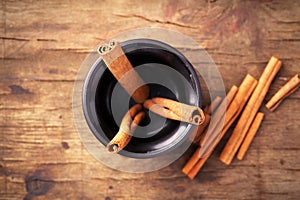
left=97, top=40, right=149, bottom=103
left=266, top=74, right=300, bottom=111
left=237, top=112, right=264, bottom=160
left=107, top=104, right=144, bottom=153
left=144, top=97, right=205, bottom=125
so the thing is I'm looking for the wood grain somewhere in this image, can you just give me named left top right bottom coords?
left=1, top=0, right=300, bottom=199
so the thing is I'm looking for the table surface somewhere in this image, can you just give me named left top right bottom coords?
left=1, top=0, right=300, bottom=199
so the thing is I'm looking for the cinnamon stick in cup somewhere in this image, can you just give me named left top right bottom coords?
left=144, top=98, right=205, bottom=125
left=97, top=40, right=149, bottom=103
left=266, top=74, right=300, bottom=111
left=107, top=104, right=145, bottom=153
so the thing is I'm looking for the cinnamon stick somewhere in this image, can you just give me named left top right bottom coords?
left=220, top=56, right=282, bottom=165
left=186, top=152, right=209, bottom=180
left=97, top=40, right=149, bottom=103
left=144, top=98, right=205, bottom=125
left=266, top=74, right=300, bottom=111
left=182, top=147, right=201, bottom=175
left=237, top=112, right=264, bottom=160
left=107, top=104, right=145, bottom=153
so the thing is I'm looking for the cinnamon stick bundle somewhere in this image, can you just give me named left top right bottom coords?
left=200, top=74, right=258, bottom=156
left=266, top=74, right=300, bottom=111
left=237, top=112, right=264, bottom=160
left=198, top=85, right=239, bottom=157
left=220, top=56, right=282, bottom=165
left=97, top=40, right=149, bottom=103
left=182, top=85, right=238, bottom=178
left=182, top=74, right=257, bottom=179
left=107, top=104, right=145, bottom=153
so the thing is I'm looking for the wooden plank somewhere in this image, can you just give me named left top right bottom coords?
left=0, top=0, right=299, bottom=199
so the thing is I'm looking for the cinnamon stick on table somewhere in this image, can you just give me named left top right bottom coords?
left=97, top=40, right=149, bottom=103
left=220, top=56, right=282, bottom=165
left=266, top=74, right=300, bottom=112
left=183, top=74, right=257, bottom=179
left=237, top=112, right=264, bottom=160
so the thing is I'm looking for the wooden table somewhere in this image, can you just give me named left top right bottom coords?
left=1, top=0, right=299, bottom=199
